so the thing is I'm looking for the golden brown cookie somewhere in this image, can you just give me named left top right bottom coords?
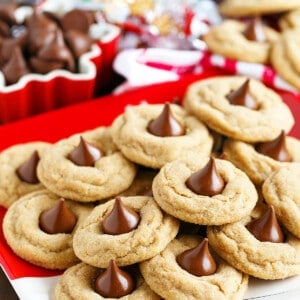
left=204, top=19, right=278, bottom=64
left=262, top=163, right=300, bottom=238
left=219, top=0, right=300, bottom=17
left=279, top=9, right=300, bottom=30
left=152, top=155, right=257, bottom=225
left=111, top=103, right=213, bottom=169
left=0, top=141, right=51, bottom=208
left=183, top=76, right=295, bottom=142
left=3, top=189, right=92, bottom=270
left=54, top=262, right=160, bottom=300
left=73, top=196, right=179, bottom=267
left=37, top=127, right=137, bottom=202
left=271, top=28, right=300, bottom=90
left=223, top=135, right=300, bottom=185
left=140, top=235, right=248, bottom=300
left=207, top=205, right=300, bottom=280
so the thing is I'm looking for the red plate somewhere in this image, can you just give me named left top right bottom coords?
left=0, top=71, right=300, bottom=298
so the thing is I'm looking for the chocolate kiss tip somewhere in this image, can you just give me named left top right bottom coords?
left=255, top=130, right=292, bottom=162
left=226, top=79, right=259, bottom=110
left=102, top=197, right=140, bottom=235
left=39, top=198, right=77, bottom=234
left=243, top=16, right=266, bottom=43
left=176, top=238, right=217, bottom=276
left=68, top=136, right=103, bottom=167
left=185, top=157, right=225, bottom=196
left=246, top=205, right=284, bottom=243
left=95, top=260, right=134, bottom=298
left=147, top=103, right=186, bottom=137
left=16, top=150, right=40, bottom=184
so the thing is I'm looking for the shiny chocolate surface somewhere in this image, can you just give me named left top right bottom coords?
left=39, top=198, right=77, bottom=234
left=102, top=198, right=140, bottom=235
left=226, top=79, right=259, bottom=110
left=68, top=136, right=104, bottom=167
left=247, top=205, right=284, bottom=243
left=147, top=103, right=185, bottom=137
left=16, top=150, right=40, bottom=184
left=185, top=157, right=225, bottom=196
left=95, top=260, right=135, bottom=298
left=176, top=238, right=217, bottom=276
left=255, top=131, right=292, bottom=162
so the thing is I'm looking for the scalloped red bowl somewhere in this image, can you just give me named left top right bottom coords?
left=0, top=23, right=121, bottom=124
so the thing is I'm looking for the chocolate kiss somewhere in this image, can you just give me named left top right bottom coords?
left=2, top=46, right=30, bottom=85
left=61, top=9, right=95, bottom=34
left=243, top=16, right=266, bottom=42
left=176, top=238, right=217, bottom=276
left=16, top=150, right=40, bottom=184
left=147, top=103, right=185, bottom=137
left=68, top=136, right=104, bottom=167
left=39, top=198, right=77, bottom=234
left=25, top=11, right=58, bottom=54
left=226, top=79, right=259, bottom=110
left=64, top=29, right=93, bottom=59
left=95, top=260, right=134, bottom=298
left=0, top=4, right=17, bottom=26
left=185, top=157, right=225, bottom=196
left=102, top=197, right=140, bottom=235
left=35, top=30, right=75, bottom=72
left=255, top=130, right=292, bottom=162
left=247, top=205, right=284, bottom=243
left=0, top=33, right=27, bottom=66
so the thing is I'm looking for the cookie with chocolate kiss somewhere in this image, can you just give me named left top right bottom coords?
left=223, top=131, right=300, bottom=185
left=0, top=141, right=51, bottom=208
left=140, top=235, right=248, bottom=300
left=54, top=262, right=160, bottom=299
left=73, top=196, right=179, bottom=267
left=111, top=103, right=213, bottom=169
left=203, top=19, right=279, bottom=64
left=3, top=189, right=92, bottom=270
left=207, top=203, right=300, bottom=279
left=153, top=155, right=257, bottom=225
left=37, top=127, right=137, bottom=202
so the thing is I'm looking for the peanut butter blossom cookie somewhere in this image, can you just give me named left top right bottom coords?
left=73, top=196, right=179, bottom=267
left=207, top=204, right=300, bottom=279
left=140, top=235, right=248, bottom=300
left=3, top=189, right=92, bottom=270
left=183, top=76, right=295, bottom=143
left=111, top=103, right=213, bottom=169
left=262, top=163, right=300, bottom=238
left=152, top=155, right=257, bottom=225
left=204, top=18, right=279, bottom=64
left=218, top=0, right=300, bottom=17
left=54, top=261, right=160, bottom=299
left=223, top=132, right=300, bottom=185
left=37, top=127, right=137, bottom=202
left=0, top=141, right=51, bottom=208
left=271, top=28, right=300, bottom=90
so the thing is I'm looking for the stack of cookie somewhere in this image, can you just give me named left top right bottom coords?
left=1, top=75, right=300, bottom=299
left=204, top=0, right=300, bottom=90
